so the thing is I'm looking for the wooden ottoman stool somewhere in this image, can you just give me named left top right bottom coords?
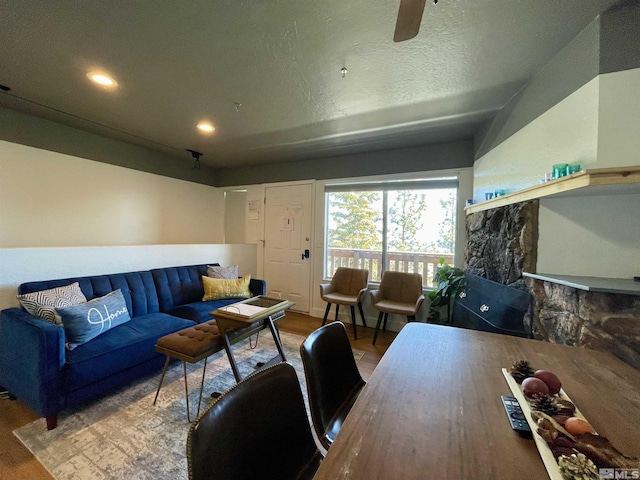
left=153, top=320, right=224, bottom=421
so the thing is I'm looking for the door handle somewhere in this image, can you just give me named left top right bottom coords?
left=301, top=249, right=310, bottom=260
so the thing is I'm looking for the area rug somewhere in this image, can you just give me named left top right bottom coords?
left=15, top=331, right=364, bottom=480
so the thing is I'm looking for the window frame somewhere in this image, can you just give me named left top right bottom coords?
left=323, top=176, right=460, bottom=287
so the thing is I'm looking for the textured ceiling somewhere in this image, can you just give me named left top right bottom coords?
left=0, top=0, right=620, bottom=169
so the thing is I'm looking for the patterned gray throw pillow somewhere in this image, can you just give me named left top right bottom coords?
left=207, top=264, right=239, bottom=279
left=17, top=282, right=87, bottom=325
left=56, top=289, right=131, bottom=350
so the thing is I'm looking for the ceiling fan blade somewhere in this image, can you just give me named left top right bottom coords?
left=393, top=0, right=427, bottom=42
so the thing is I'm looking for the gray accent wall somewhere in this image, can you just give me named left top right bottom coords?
left=599, top=2, right=640, bottom=74
left=1, top=105, right=474, bottom=188
left=475, top=2, right=640, bottom=160
left=475, top=19, right=601, bottom=159
left=0, top=107, right=218, bottom=186
left=214, top=141, right=474, bottom=187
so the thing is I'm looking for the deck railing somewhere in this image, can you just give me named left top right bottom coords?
left=326, top=248, right=454, bottom=287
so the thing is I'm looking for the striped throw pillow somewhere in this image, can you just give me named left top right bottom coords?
left=17, top=282, right=87, bottom=326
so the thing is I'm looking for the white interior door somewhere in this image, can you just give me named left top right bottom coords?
left=263, top=184, right=312, bottom=312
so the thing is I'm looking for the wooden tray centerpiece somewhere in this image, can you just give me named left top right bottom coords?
left=502, top=361, right=639, bottom=480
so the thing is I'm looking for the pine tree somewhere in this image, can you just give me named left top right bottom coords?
left=328, top=192, right=381, bottom=249
left=436, top=192, right=456, bottom=253
left=388, top=191, right=428, bottom=252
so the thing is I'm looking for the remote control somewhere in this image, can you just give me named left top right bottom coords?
left=501, top=395, right=532, bottom=437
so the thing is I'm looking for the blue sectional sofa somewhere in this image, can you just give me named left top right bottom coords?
left=0, top=263, right=265, bottom=429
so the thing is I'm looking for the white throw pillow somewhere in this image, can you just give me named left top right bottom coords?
left=206, top=265, right=239, bottom=279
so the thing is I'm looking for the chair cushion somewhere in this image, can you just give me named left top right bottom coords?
left=379, top=271, right=423, bottom=304
left=321, top=291, right=361, bottom=306
left=329, top=268, right=369, bottom=296
left=372, top=299, right=420, bottom=316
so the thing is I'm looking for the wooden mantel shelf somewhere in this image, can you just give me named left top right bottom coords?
left=465, top=166, right=640, bottom=214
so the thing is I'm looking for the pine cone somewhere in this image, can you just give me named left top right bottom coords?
left=511, top=360, right=535, bottom=384
left=558, top=453, right=599, bottom=480
left=533, top=393, right=559, bottom=416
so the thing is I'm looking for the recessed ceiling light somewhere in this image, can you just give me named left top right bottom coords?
left=197, top=122, right=215, bottom=134
left=86, top=71, right=118, bottom=88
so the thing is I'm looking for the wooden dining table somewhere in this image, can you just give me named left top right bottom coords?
left=313, top=323, right=640, bottom=479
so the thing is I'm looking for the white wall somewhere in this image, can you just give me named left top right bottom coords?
left=223, top=190, right=247, bottom=244
left=473, top=68, right=640, bottom=201
left=0, top=140, right=224, bottom=247
left=0, top=139, right=263, bottom=311
left=473, top=77, right=600, bottom=200
left=473, top=68, right=640, bottom=279
left=245, top=184, right=266, bottom=278
left=537, top=194, right=640, bottom=278
left=0, top=244, right=257, bottom=310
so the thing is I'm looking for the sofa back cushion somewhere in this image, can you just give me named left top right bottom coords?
left=18, top=270, right=160, bottom=318
left=151, top=264, right=217, bottom=312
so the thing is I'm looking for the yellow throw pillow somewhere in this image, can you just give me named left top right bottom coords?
left=202, top=275, right=252, bottom=301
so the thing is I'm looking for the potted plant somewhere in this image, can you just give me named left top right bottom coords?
left=427, top=258, right=465, bottom=324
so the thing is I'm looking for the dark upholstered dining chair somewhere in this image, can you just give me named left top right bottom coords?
left=319, top=267, right=369, bottom=339
left=369, top=271, right=425, bottom=345
left=186, top=362, right=322, bottom=480
left=300, top=321, right=366, bottom=450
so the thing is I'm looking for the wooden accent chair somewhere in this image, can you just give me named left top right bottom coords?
left=186, top=362, right=322, bottom=480
left=319, top=267, right=369, bottom=339
left=369, top=271, right=425, bottom=345
left=300, top=321, right=366, bottom=450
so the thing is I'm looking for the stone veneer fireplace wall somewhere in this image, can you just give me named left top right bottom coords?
left=465, top=201, right=640, bottom=370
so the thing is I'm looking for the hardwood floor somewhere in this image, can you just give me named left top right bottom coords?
left=1, top=395, right=50, bottom=479
left=279, top=311, right=397, bottom=381
left=0, top=311, right=395, bottom=480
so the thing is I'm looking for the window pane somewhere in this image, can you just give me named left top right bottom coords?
left=326, top=191, right=383, bottom=281
left=385, top=188, right=456, bottom=287
left=325, top=184, right=457, bottom=287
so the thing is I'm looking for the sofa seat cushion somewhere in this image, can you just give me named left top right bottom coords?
left=63, top=313, right=193, bottom=391
left=167, top=298, right=252, bottom=323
